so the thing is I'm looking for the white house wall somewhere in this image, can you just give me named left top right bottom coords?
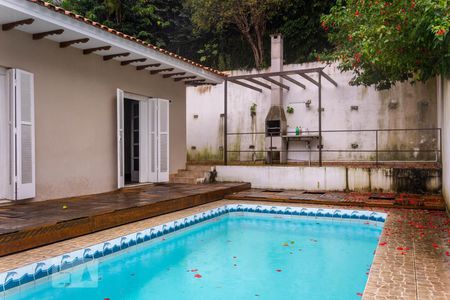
left=187, top=62, right=438, bottom=163
left=0, top=29, right=187, bottom=201
left=440, top=78, right=450, bottom=210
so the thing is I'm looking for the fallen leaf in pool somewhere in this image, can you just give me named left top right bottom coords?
left=190, top=269, right=198, bottom=272
left=194, top=274, right=202, bottom=278
left=356, top=292, right=363, bottom=296
left=275, top=269, right=282, bottom=272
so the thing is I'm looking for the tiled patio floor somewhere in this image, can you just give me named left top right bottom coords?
left=0, top=200, right=448, bottom=299
left=228, top=189, right=445, bottom=210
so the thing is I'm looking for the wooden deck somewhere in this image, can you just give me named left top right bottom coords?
left=0, top=183, right=250, bottom=257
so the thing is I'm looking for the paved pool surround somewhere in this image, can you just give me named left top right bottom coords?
left=0, top=200, right=448, bottom=300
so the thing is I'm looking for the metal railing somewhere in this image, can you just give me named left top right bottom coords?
left=223, top=128, right=442, bottom=166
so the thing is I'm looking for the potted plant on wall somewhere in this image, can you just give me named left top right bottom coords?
left=250, top=103, right=257, bottom=117
left=286, top=106, right=294, bottom=114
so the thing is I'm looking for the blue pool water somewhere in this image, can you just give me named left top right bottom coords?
left=6, top=213, right=382, bottom=300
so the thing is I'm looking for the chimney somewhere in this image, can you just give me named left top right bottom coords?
left=270, top=34, right=283, bottom=106
left=265, top=34, right=287, bottom=164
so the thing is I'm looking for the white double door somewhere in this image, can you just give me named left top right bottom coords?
left=117, top=89, right=169, bottom=188
left=0, top=68, right=35, bottom=200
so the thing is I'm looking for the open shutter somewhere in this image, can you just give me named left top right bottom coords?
left=10, top=69, right=35, bottom=200
left=158, top=99, right=169, bottom=182
left=147, top=99, right=158, bottom=182
left=117, top=89, right=125, bottom=188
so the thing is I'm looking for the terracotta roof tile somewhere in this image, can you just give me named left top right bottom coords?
left=27, top=0, right=226, bottom=77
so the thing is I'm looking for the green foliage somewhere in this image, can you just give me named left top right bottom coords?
left=269, top=0, right=335, bottom=64
left=322, top=0, right=449, bottom=90
left=51, top=0, right=334, bottom=70
left=185, top=0, right=284, bottom=68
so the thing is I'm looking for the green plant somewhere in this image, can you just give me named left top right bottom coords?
left=322, top=0, right=449, bottom=90
left=250, top=103, right=257, bottom=117
left=286, top=106, right=294, bottom=114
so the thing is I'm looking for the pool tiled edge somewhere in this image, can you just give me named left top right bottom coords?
left=0, top=204, right=386, bottom=293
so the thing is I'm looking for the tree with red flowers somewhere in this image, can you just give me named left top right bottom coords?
left=322, top=0, right=449, bottom=90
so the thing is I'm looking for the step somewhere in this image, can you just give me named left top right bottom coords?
left=186, top=165, right=214, bottom=172
left=170, top=176, right=204, bottom=184
left=177, top=170, right=208, bottom=178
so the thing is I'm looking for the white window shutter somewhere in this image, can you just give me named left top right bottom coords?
left=148, top=99, right=158, bottom=182
left=10, top=69, right=35, bottom=200
left=117, top=89, right=125, bottom=188
left=158, top=99, right=169, bottom=182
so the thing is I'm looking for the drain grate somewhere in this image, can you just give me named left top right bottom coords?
left=261, top=189, right=284, bottom=193
left=368, top=193, right=396, bottom=200
left=303, top=191, right=326, bottom=195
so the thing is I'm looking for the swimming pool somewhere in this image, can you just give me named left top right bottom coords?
left=1, top=205, right=385, bottom=300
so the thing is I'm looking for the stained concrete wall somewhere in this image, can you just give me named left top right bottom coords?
left=0, top=29, right=187, bottom=201
left=187, top=62, right=438, bottom=163
left=216, top=165, right=441, bottom=194
left=440, top=78, right=450, bottom=209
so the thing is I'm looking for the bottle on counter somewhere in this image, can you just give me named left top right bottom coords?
left=295, top=126, right=300, bottom=136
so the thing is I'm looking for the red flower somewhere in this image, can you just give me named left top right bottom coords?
left=355, top=10, right=360, bottom=16
left=436, top=29, right=446, bottom=36
left=396, top=24, right=402, bottom=31
left=348, top=35, right=353, bottom=42
left=379, top=242, right=387, bottom=246
left=354, top=52, right=362, bottom=63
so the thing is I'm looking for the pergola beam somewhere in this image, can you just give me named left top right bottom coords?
left=2, top=18, right=34, bottom=31
left=59, top=38, right=89, bottom=48
left=320, top=70, right=338, bottom=87
left=228, top=67, right=324, bottom=80
left=120, top=58, right=147, bottom=66
left=229, top=79, right=262, bottom=93
left=245, top=78, right=271, bottom=90
left=136, top=63, right=161, bottom=70
left=103, top=52, right=130, bottom=61
left=32, top=29, right=64, bottom=40
left=281, top=75, right=306, bottom=89
left=163, top=72, right=186, bottom=78
left=83, top=45, right=111, bottom=55
left=264, top=77, right=291, bottom=90
left=298, top=73, right=319, bottom=87
left=150, top=68, right=174, bottom=75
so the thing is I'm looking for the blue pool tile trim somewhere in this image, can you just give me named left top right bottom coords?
left=0, top=204, right=386, bottom=292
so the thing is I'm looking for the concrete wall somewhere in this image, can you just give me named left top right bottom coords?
left=440, top=78, right=450, bottom=209
left=187, top=62, right=438, bottom=163
left=0, top=29, right=187, bottom=201
left=216, top=165, right=441, bottom=194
